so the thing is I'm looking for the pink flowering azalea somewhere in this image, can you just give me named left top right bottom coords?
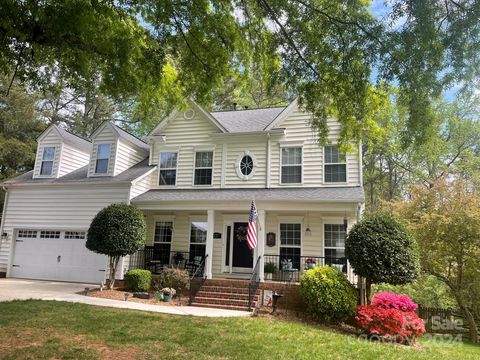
left=371, top=291, right=418, bottom=312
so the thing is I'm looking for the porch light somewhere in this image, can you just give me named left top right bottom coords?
left=305, top=212, right=312, bottom=236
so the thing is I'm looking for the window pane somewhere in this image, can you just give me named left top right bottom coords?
left=282, top=147, right=302, bottom=165
left=42, top=147, right=56, bottom=161
left=160, top=152, right=177, bottom=169
left=159, top=169, right=176, bottom=185
left=190, top=222, right=207, bottom=244
left=280, top=224, right=301, bottom=246
left=154, top=222, right=173, bottom=243
left=280, top=247, right=301, bottom=270
left=95, top=158, right=109, bottom=174
left=281, top=165, right=302, bottom=183
left=195, top=151, right=213, bottom=167
left=97, top=144, right=110, bottom=159
left=40, top=231, right=60, bottom=239
left=40, top=161, right=53, bottom=175
left=194, top=168, right=212, bottom=185
left=324, top=145, right=345, bottom=164
left=325, top=164, right=347, bottom=182
left=189, top=244, right=206, bottom=260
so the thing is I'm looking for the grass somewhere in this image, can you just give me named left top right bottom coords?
left=0, top=301, right=479, bottom=360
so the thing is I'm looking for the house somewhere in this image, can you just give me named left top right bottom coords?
left=0, top=99, right=364, bottom=308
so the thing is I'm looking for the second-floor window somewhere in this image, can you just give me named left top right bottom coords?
left=281, top=147, right=302, bottom=184
left=40, top=146, right=55, bottom=176
left=95, top=144, right=111, bottom=174
left=159, top=152, right=177, bottom=185
left=194, top=151, right=213, bottom=185
left=324, top=145, right=346, bottom=183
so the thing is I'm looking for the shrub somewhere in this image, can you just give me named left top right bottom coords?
left=371, top=292, right=418, bottom=312
left=264, top=262, right=277, bottom=274
left=124, top=269, right=152, bottom=292
left=345, top=213, right=419, bottom=300
left=87, top=203, right=146, bottom=288
left=356, top=305, right=425, bottom=344
left=300, top=266, right=357, bottom=323
left=157, top=267, right=189, bottom=292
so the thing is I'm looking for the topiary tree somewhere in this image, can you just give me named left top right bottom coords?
left=345, top=213, right=419, bottom=303
left=87, top=203, right=146, bottom=289
left=300, top=266, right=358, bottom=324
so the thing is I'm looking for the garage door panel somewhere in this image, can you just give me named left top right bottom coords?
left=11, top=230, right=107, bottom=283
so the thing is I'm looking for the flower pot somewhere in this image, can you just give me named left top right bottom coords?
left=163, top=293, right=172, bottom=302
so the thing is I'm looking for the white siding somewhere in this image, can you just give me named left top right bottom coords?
left=114, top=139, right=148, bottom=176
left=58, top=143, right=90, bottom=177
left=150, top=109, right=222, bottom=187
left=88, top=124, right=117, bottom=177
left=0, top=185, right=130, bottom=273
left=33, top=128, right=62, bottom=179
left=130, top=171, right=157, bottom=200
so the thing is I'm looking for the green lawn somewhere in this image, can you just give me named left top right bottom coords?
left=0, top=301, right=478, bottom=360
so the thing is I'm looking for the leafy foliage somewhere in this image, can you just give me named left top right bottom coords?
left=391, top=178, right=480, bottom=343
left=371, top=292, right=418, bottom=312
left=346, top=213, right=419, bottom=290
left=300, top=266, right=357, bottom=324
left=124, top=269, right=152, bottom=292
left=156, top=268, right=189, bottom=292
left=355, top=305, right=425, bottom=344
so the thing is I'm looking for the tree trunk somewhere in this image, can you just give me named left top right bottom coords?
left=107, top=255, right=120, bottom=290
left=366, top=279, right=372, bottom=304
left=458, top=301, right=479, bottom=343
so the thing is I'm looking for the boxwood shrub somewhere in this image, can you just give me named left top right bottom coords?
left=124, top=269, right=152, bottom=292
left=300, top=266, right=357, bottom=323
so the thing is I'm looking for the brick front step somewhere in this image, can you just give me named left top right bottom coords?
left=200, top=285, right=251, bottom=294
left=196, top=291, right=259, bottom=301
left=193, top=296, right=255, bottom=307
left=190, top=302, right=254, bottom=312
left=202, top=279, right=251, bottom=287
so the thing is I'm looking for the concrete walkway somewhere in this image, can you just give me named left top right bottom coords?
left=0, top=278, right=251, bottom=318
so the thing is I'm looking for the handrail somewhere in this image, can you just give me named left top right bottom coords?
left=189, top=254, right=208, bottom=305
left=248, top=255, right=262, bottom=311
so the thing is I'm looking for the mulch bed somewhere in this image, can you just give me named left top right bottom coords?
left=82, top=288, right=189, bottom=306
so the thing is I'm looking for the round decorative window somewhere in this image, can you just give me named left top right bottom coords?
left=235, top=151, right=256, bottom=180
left=183, top=109, right=195, bottom=120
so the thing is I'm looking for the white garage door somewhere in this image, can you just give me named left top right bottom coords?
left=11, top=229, right=107, bottom=283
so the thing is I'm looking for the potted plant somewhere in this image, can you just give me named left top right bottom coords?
left=281, top=258, right=293, bottom=271
left=305, top=257, right=316, bottom=270
left=161, top=287, right=176, bottom=302
left=264, top=262, right=277, bottom=280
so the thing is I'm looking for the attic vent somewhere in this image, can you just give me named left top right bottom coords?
left=184, top=110, right=195, bottom=120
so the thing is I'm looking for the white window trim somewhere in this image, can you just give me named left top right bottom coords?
left=323, top=145, right=348, bottom=185
left=158, top=151, right=178, bottom=187
left=279, top=145, right=304, bottom=185
left=189, top=217, right=208, bottom=248
left=323, top=222, right=348, bottom=273
left=152, top=215, right=175, bottom=245
left=94, top=143, right=112, bottom=176
left=278, top=222, right=303, bottom=257
left=235, top=151, right=257, bottom=180
left=192, top=150, right=214, bottom=186
left=38, top=146, right=56, bottom=177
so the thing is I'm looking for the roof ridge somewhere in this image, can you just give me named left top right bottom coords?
left=59, top=127, right=92, bottom=143
left=210, top=105, right=286, bottom=114
left=113, top=123, right=149, bottom=146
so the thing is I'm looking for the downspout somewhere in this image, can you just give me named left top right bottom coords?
left=0, top=187, right=9, bottom=277
left=266, top=133, right=271, bottom=188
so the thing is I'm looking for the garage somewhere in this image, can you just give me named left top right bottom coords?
left=10, top=229, right=107, bottom=283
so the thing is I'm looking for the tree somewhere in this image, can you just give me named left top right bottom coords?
left=2, top=1, right=479, bottom=146
left=86, top=203, right=146, bottom=289
left=345, top=213, right=419, bottom=302
left=391, top=178, right=480, bottom=343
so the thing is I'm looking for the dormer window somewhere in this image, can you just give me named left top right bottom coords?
left=40, top=146, right=56, bottom=176
left=159, top=151, right=178, bottom=185
left=95, top=144, right=111, bottom=174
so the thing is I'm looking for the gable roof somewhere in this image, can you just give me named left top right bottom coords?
left=3, top=158, right=154, bottom=187
left=211, top=106, right=286, bottom=133
left=91, top=121, right=150, bottom=151
left=38, top=124, right=92, bottom=153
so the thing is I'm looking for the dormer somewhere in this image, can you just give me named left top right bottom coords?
left=33, top=125, right=92, bottom=179
left=88, top=121, right=150, bottom=177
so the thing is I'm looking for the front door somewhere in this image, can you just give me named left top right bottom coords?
left=232, top=222, right=254, bottom=271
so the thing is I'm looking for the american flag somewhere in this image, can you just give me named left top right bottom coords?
left=247, top=200, right=258, bottom=250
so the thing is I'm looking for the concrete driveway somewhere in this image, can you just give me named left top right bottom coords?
left=0, top=278, right=94, bottom=301
left=0, top=278, right=251, bottom=317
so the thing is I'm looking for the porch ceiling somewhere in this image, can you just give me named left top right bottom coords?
left=131, top=186, right=364, bottom=204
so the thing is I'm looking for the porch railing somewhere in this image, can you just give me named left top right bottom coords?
left=189, top=254, right=208, bottom=305
left=128, top=248, right=193, bottom=275
left=263, top=255, right=348, bottom=283
left=248, top=256, right=261, bottom=311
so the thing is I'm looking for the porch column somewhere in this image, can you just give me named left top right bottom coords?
left=205, top=209, right=215, bottom=279
left=257, top=209, right=266, bottom=282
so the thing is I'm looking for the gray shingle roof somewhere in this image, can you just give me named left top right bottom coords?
left=131, top=187, right=364, bottom=203
left=113, top=124, right=150, bottom=151
left=2, top=158, right=155, bottom=187
left=56, top=126, right=92, bottom=153
left=211, top=107, right=286, bottom=133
